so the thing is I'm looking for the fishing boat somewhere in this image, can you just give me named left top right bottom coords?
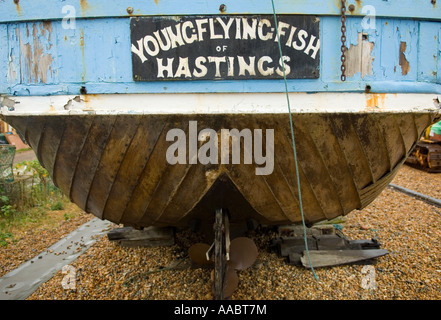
left=0, top=0, right=440, bottom=298
left=0, top=0, right=440, bottom=228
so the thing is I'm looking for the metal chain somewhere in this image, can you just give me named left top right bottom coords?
left=340, top=0, right=347, bottom=81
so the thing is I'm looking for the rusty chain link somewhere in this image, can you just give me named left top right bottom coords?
left=340, top=0, right=347, bottom=81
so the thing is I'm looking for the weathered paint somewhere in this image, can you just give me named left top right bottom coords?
left=341, top=17, right=420, bottom=83
left=79, top=28, right=86, bottom=82
left=365, top=93, right=386, bottom=111
left=378, top=19, right=418, bottom=81
left=0, top=0, right=440, bottom=23
left=1, top=93, right=439, bottom=116
left=418, top=21, right=441, bottom=83
left=80, top=0, right=89, bottom=12
left=13, top=0, right=21, bottom=16
left=399, top=42, right=410, bottom=76
left=0, top=3, right=440, bottom=96
left=3, top=21, right=56, bottom=87
left=345, top=32, right=374, bottom=78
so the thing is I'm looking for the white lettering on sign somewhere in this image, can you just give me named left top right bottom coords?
left=155, top=55, right=292, bottom=79
left=131, top=16, right=320, bottom=80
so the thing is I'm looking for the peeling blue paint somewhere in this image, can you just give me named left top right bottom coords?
left=0, top=23, right=10, bottom=93
left=377, top=19, right=418, bottom=81
left=0, top=0, right=440, bottom=23
left=418, top=21, right=441, bottom=84
left=0, top=3, right=440, bottom=96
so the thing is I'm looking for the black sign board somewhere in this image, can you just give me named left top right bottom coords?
left=130, top=15, right=320, bottom=81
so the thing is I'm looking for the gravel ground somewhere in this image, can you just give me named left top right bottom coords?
left=0, top=203, right=94, bottom=278
left=392, top=165, right=441, bottom=199
left=3, top=164, right=441, bottom=300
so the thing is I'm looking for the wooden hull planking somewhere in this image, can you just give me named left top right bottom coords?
left=3, top=111, right=437, bottom=228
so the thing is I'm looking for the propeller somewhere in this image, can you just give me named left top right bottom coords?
left=188, top=243, right=213, bottom=266
left=223, top=264, right=240, bottom=298
left=188, top=236, right=258, bottom=299
left=228, top=237, right=258, bottom=270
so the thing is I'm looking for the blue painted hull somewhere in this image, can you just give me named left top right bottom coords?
left=0, top=1, right=440, bottom=96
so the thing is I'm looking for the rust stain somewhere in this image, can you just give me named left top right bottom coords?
left=80, top=28, right=86, bottom=82
left=14, top=1, right=22, bottom=15
left=79, top=29, right=84, bottom=47
left=154, top=0, right=160, bottom=5
left=80, top=0, right=90, bottom=11
left=82, top=94, right=99, bottom=111
left=347, top=0, right=362, bottom=15
left=82, top=93, right=91, bottom=111
left=399, top=41, right=410, bottom=76
left=82, top=93, right=98, bottom=103
left=365, top=93, right=386, bottom=110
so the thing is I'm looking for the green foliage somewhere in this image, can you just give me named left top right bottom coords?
left=0, top=231, right=13, bottom=247
left=23, top=159, right=49, bottom=181
left=0, top=160, right=68, bottom=242
left=1, top=195, right=9, bottom=203
left=0, top=192, right=16, bottom=218
left=13, top=159, right=65, bottom=206
left=1, top=204, right=16, bottom=217
left=51, top=201, right=64, bottom=211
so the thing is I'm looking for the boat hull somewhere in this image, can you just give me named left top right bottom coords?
left=3, top=110, right=437, bottom=228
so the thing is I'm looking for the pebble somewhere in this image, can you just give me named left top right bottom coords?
left=6, top=165, right=441, bottom=300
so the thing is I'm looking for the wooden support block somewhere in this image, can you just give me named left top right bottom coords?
left=348, top=239, right=381, bottom=250
left=300, top=249, right=389, bottom=268
left=314, top=234, right=349, bottom=250
left=272, top=233, right=387, bottom=268
left=107, top=226, right=175, bottom=247
left=311, top=224, right=336, bottom=235
left=287, top=252, right=303, bottom=266
left=279, top=236, right=317, bottom=256
left=277, top=225, right=320, bottom=237
left=118, top=237, right=175, bottom=248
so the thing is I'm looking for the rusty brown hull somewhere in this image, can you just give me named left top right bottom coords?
left=3, top=112, right=436, bottom=228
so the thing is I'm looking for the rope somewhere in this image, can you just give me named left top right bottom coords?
left=270, top=0, right=319, bottom=281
